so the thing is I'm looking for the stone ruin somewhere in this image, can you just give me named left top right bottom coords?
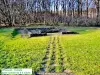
left=17, top=27, right=78, bottom=38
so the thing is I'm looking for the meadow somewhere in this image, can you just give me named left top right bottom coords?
left=0, top=27, right=100, bottom=75
left=0, top=28, right=49, bottom=73
left=61, top=28, right=100, bottom=75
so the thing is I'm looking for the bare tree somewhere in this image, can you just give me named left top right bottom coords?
left=0, top=0, right=99, bottom=27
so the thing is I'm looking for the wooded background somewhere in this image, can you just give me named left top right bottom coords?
left=0, top=0, right=100, bottom=27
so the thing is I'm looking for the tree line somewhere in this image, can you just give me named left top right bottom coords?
left=0, top=0, right=100, bottom=27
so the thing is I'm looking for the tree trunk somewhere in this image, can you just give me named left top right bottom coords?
left=86, top=0, right=88, bottom=18
left=96, top=0, right=99, bottom=26
left=78, top=0, right=80, bottom=17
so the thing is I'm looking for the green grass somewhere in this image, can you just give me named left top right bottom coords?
left=0, top=27, right=100, bottom=75
left=61, top=28, right=100, bottom=75
left=0, top=28, right=49, bottom=73
left=65, top=27, right=97, bottom=34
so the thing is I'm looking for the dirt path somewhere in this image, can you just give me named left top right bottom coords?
left=40, top=36, right=56, bottom=72
left=39, top=35, right=64, bottom=72
left=37, top=35, right=74, bottom=75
